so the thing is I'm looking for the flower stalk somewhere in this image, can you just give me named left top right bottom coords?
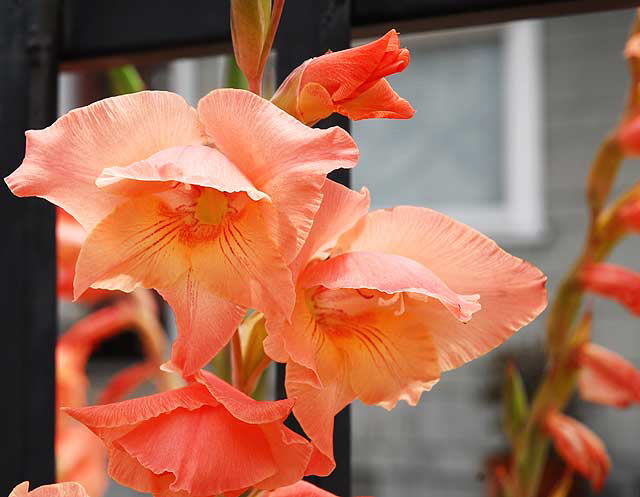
left=508, top=12, right=640, bottom=496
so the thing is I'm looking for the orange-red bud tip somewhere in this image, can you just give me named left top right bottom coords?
left=544, top=409, right=610, bottom=492
left=577, top=342, right=640, bottom=408
left=579, top=262, right=640, bottom=316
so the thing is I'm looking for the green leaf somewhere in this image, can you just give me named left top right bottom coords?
left=503, top=362, right=529, bottom=445
left=226, top=55, right=249, bottom=90
left=107, top=65, right=146, bottom=95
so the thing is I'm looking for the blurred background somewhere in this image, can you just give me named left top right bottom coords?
left=49, top=6, right=640, bottom=497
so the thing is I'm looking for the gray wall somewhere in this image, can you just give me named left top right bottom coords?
left=352, top=8, right=640, bottom=497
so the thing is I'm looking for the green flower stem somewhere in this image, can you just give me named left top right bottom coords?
left=514, top=147, right=624, bottom=497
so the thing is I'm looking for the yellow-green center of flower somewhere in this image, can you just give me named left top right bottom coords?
left=195, top=188, right=229, bottom=225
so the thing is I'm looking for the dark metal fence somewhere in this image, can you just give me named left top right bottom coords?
left=1, top=1, right=636, bottom=496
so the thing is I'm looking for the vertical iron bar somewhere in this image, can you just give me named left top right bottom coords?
left=275, top=1, right=352, bottom=496
left=1, top=0, right=59, bottom=492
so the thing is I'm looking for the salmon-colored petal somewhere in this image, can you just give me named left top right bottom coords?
left=292, top=283, right=442, bottom=409
left=335, top=207, right=547, bottom=371
left=63, top=382, right=216, bottom=434
left=197, top=89, right=358, bottom=187
left=96, top=382, right=308, bottom=497
left=268, top=481, right=344, bottom=497
left=299, top=251, right=480, bottom=321
left=161, top=270, right=246, bottom=378
left=76, top=194, right=295, bottom=376
left=5, top=91, right=203, bottom=230
left=334, top=308, right=441, bottom=409
left=189, top=202, right=296, bottom=320
left=291, top=180, right=370, bottom=280
left=297, top=82, right=336, bottom=124
left=264, top=293, right=323, bottom=381
left=117, top=405, right=276, bottom=495
left=74, top=196, right=190, bottom=298
left=97, top=145, right=268, bottom=202
left=9, top=482, right=30, bottom=497
left=258, top=169, right=327, bottom=263
left=107, top=446, right=183, bottom=497
left=286, top=362, right=354, bottom=477
left=10, top=482, right=90, bottom=497
left=255, top=424, right=314, bottom=490
left=197, top=88, right=358, bottom=261
left=337, top=78, right=414, bottom=121
left=577, top=343, right=640, bottom=408
left=195, top=370, right=294, bottom=424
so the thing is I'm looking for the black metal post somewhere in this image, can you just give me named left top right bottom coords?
left=275, top=2, right=352, bottom=496
left=1, top=0, right=59, bottom=493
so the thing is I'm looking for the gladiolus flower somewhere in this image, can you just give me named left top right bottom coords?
left=579, top=262, right=640, bottom=315
left=544, top=409, right=610, bottom=491
left=10, top=482, right=89, bottom=497
left=265, top=182, right=547, bottom=474
left=267, top=481, right=372, bottom=497
left=271, top=30, right=414, bottom=125
left=577, top=342, right=640, bottom=408
left=5, top=89, right=358, bottom=377
left=64, top=371, right=313, bottom=497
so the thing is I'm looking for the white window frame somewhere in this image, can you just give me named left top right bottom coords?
left=355, top=20, right=546, bottom=245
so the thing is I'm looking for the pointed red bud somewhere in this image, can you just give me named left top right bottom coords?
left=544, top=409, right=610, bottom=492
left=579, top=262, right=640, bottom=316
left=577, top=342, right=640, bottom=408
left=271, top=30, right=414, bottom=125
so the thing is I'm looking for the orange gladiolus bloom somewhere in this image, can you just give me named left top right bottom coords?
left=6, top=89, right=358, bottom=377
left=10, top=482, right=89, bottom=497
left=271, top=30, right=414, bottom=125
left=64, top=371, right=313, bottom=497
left=544, top=409, right=610, bottom=491
left=577, top=342, right=640, bottom=408
left=579, top=262, right=640, bottom=315
left=264, top=181, right=548, bottom=474
left=267, top=481, right=371, bottom=497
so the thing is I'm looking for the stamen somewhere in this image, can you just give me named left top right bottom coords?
left=377, top=292, right=400, bottom=307
left=394, top=293, right=406, bottom=316
left=356, top=289, right=375, bottom=299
